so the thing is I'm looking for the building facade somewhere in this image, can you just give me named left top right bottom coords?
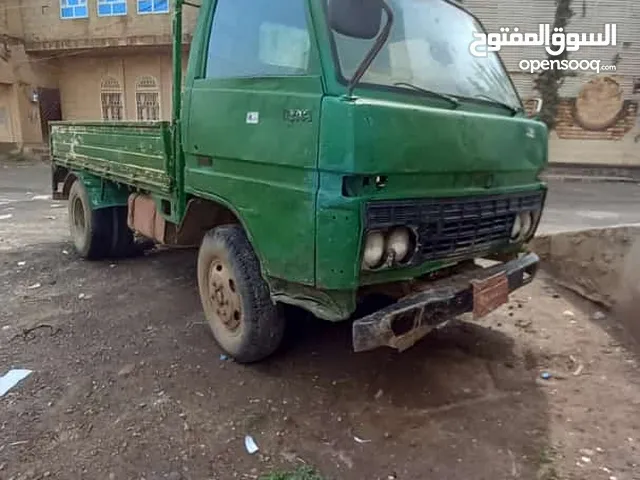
left=1, top=0, right=639, bottom=166
left=0, top=0, right=196, bottom=150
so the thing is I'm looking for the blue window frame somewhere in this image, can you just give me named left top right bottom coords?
left=137, top=0, right=169, bottom=14
left=60, top=0, right=88, bottom=19
left=98, top=0, right=127, bottom=16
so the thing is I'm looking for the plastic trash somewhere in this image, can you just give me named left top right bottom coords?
left=244, top=435, right=259, bottom=454
left=540, top=372, right=552, bottom=380
left=354, top=435, right=372, bottom=444
left=0, top=369, right=33, bottom=397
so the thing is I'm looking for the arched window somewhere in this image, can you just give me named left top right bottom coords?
left=100, top=77, right=124, bottom=121
left=135, top=76, right=160, bottom=121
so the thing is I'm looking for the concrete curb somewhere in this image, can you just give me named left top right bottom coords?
left=542, top=174, right=639, bottom=184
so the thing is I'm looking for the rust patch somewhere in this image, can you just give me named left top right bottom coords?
left=471, top=272, right=509, bottom=319
left=127, top=194, right=166, bottom=243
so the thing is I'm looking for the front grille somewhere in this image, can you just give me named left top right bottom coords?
left=365, top=191, right=545, bottom=263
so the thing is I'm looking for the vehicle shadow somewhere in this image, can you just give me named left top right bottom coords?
left=244, top=307, right=552, bottom=479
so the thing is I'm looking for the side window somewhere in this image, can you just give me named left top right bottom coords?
left=205, top=0, right=312, bottom=79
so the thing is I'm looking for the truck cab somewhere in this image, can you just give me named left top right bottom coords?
left=51, top=0, right=547, bottom=362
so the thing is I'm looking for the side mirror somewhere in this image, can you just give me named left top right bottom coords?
left=328, top=0, right=384, bottom=40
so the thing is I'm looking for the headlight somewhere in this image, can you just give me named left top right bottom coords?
left=510, top=214, right=522, bottom=240
left=387, top=227, right=412, bottom=263
left=362, top=231, right=385, bottom=269
left=520, top=212, right=533, bottom=238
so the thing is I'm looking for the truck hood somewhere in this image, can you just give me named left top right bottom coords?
left=319, top=97, right=548, bottom=196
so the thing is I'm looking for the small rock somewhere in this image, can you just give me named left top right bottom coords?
left=17, top=261, right=26, bottom=267
left=78, top=293, right=86, bottom=299
left=581, top=456, right=591, bottom=463
left=109, top=474, right=116, bottom=480
left=27, top=283, right=41, bottom=290
left=167, top=472, right=182, bottom=480
left=374, top=389, right=384, bottom=400
left=118, top=364, right=135, bottom=377
left=563, top=310, right=575, bottom=318
left=579, top=448, right=595, bottom=456
left=593, top=311, right=606, bottom=321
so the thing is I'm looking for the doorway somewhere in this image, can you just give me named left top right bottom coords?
left=37, top=88, right=62, bottom=142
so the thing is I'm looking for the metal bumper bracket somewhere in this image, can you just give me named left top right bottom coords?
left=352, top=252, right=539, bottom=353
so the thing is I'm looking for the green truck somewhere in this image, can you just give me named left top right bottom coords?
left=50, top=0, right=547, bottom=362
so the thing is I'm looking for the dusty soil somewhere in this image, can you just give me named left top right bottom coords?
left=1, top=162, right=639, bottom=480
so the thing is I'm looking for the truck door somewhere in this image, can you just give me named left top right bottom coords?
left=183, top=0, right=323, bottom=286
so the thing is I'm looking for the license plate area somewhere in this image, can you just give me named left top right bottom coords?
left=471, top=272, right=509, bottom=318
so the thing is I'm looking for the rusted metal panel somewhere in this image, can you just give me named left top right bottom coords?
left=352, top=253, right=539, bottom=353
left=127, top=194, right=167, bottom=244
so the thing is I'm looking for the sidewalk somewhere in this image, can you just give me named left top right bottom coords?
left=543, top=163, right=640, bottom=184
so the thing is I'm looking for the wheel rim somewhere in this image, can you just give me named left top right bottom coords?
left=207, top=257, right=242, bottom=334
left=72, top=196, right=86, bottom=244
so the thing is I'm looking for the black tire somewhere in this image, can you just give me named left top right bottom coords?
left=197, top=225, right=284, bottom=363
left=68, top=179, right=112, bottom=260
left=110, top=206, right=136, bottom=258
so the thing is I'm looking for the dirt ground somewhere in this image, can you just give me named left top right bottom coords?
left=1, top=161, right=639, bottom=480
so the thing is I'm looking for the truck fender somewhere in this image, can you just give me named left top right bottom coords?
left=67, top=172, right=129, bottom=210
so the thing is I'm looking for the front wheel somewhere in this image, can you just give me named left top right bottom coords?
left=197, top=225, right=284, bottom=363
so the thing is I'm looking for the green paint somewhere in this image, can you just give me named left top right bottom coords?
left=74, top=171, right=130, bottom=210
left=50, top=0, right=548, bottom=322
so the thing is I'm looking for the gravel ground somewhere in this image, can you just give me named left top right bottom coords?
left=1, top=161, right=639, bottom=480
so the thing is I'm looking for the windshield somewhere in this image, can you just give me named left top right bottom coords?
left=328, top=0, right=521, bottom=111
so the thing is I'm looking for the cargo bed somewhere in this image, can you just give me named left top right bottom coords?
left=50, top=121, right=174, bottom=194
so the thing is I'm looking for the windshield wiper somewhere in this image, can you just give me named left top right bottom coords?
left=393, top=82, right=460, bottom=109
left=473, top=94, right=522, bottom=116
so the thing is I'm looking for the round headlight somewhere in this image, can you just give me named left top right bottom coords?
left=387, top=227, right=413, bottom=263
left=520, top=212, right=533, bottom=238
left=362, top=231, right=385, bottom=269
left=511, top=214, right=522, bottom=240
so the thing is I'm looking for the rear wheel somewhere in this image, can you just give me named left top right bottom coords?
left=68, top=179, right=112, bottom=260
left=197, top=225, right=284, bottom=363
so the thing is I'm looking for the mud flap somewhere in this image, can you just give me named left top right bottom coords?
left=352, top=253, right=539, bottom=353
